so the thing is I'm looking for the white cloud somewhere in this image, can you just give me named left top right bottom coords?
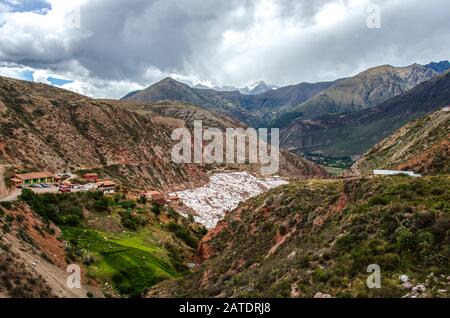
left=0, top=0, right=448, bottom=98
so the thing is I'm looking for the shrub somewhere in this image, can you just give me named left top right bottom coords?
left=396, top=227, right=415, bottom=252
left=167, top=222, right=198, bottom=249
left=368, top=196, right=389, bottom=206
left=0, top=201, right=13, bottom=210
left=151, top=204, right=161, bottom=215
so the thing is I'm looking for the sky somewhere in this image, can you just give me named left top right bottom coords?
left=0, top=0, right=449, bottom=99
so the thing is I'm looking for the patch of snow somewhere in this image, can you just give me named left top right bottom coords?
left=174, top=172, right=288, bottom=229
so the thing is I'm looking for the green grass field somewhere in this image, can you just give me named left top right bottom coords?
left=62, top=227, right=179, bottom=297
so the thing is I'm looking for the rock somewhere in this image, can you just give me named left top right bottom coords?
left=412, top=284, right=426, bottom=293
left=314, top=292, right=332, bottom=298
left=402, top=282, right=413, bottom=290
left=399, top=274, right=409, bottom=283
left=287, top=251, right=296, bottom=260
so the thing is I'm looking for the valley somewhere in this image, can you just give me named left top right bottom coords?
left=0, top=61, right=449, bottom=299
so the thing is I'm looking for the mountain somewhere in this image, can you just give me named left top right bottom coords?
left=426, top=60, right=450, bottom=73
left=122, top=63, right=443, bottom=129
left=0, top=76, right=328, bottom=190
left=149, top=175, right=450, bottom=298
left=351, top=107, right=450, bottom=175
left=292, top=63, right=440, bottom=119
left=107, top=99, right=330, bottom=179
left=240, top=81, right=278, bottom=95
left=0, top=75, right=211, bottom=191
left=122, top=77, right=207, bottom=107
left=122, top=77, right=335, bottom=126
left=193, top=83, right=211, bottom=90
left=194, top=81, right=278, bottom=95
left=281, top=70, right=450, bottom=157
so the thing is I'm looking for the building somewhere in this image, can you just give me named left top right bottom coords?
left=373, top=170, right=422, bottom=178
left=144, top=191, right=165, bottom=203
left=96, top=180, right=116, bottom=194
left=167, top=194, right=179, bottom=202
left=13, top=171, right=56, bottom=187
left=83, top=173, right=99, bottom=182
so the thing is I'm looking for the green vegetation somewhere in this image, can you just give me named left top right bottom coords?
left=160, top=176, right=450, bottom=298
left=62, top=227, right=178, bottom=297
left=18, top=189, right=207, bottom=297
left=303, top=153, right=354, bottom=170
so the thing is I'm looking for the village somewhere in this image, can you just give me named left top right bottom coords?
left=2, top=170, right=179, bottom=207
left=0, top=167, right=292, bottom=229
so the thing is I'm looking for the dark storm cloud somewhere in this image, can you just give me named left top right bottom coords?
left=0, top=0, right=449, bottom=98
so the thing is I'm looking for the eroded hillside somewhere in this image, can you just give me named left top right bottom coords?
left=0, top=76, right=209, bottom=191
left=351, top=107, right=450, bottom=175
left=149, top=176, right=450, bottom=298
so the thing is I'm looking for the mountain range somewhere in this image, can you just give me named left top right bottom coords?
left=194, top=80, right=278, bottom=95
left=0, top=75, right=327, bottom=192
left=122, top=61, right=450, bottom=159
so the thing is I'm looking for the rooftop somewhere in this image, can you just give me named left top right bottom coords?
left=96, top=180, right=116, bottom=187
left=15, top=171, right=54, bottom=180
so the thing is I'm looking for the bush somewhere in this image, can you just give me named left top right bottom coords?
left=368, top=196, right=389, bottom=206
left=0, top=201, right=13, bottom=210
left=167, top=222, right=198, bottom=249
left=396, top=227, right=415, bottom=251
left=151, top=204, right=161, bottom=215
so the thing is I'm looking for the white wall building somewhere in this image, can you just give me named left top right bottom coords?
left=373, top=170, right=422, bottom=178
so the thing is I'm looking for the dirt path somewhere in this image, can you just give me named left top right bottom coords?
left=0, top=165, right=8, bottom=199
left=5, top=233, right=91, bottom=298
left=0, top=188, right=21, bottom=202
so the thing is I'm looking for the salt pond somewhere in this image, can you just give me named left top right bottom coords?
left=174, top=172, right=288, bottom=229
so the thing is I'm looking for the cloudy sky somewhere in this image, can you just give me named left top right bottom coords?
left=0, top=0, right=449, bottom=98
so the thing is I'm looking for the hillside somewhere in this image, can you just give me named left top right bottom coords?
left=0, top=200, right=98, bottom=297
left=281, top=70, right=450, bottom=157
left=106, top=99, right=330, bottom=180
left=293, top=64, right=440, bottom=119
left=0, top=187, right=208, bottom=298
left=149, top=175, right=450, bottom=298
left=0, top=76, right=209, bottom=191
left=351, top=108, right=450, bottom=175
left=0, top=76, right=328, bottom=194
left=104, top=100, right=244, bottom=131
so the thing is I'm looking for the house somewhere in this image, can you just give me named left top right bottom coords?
left=83, top=173, right=99, bottom=182
left=144, top=191, right=165, bottom=203
left=13, top=171, right=56, bottom=186
left=96, top=180, right=116, bottom=194
left=11, top=177, right=24, bottom=188
left=373, top=170, right=422, bottom=178
left=167, top=194, right=179, bottom=202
